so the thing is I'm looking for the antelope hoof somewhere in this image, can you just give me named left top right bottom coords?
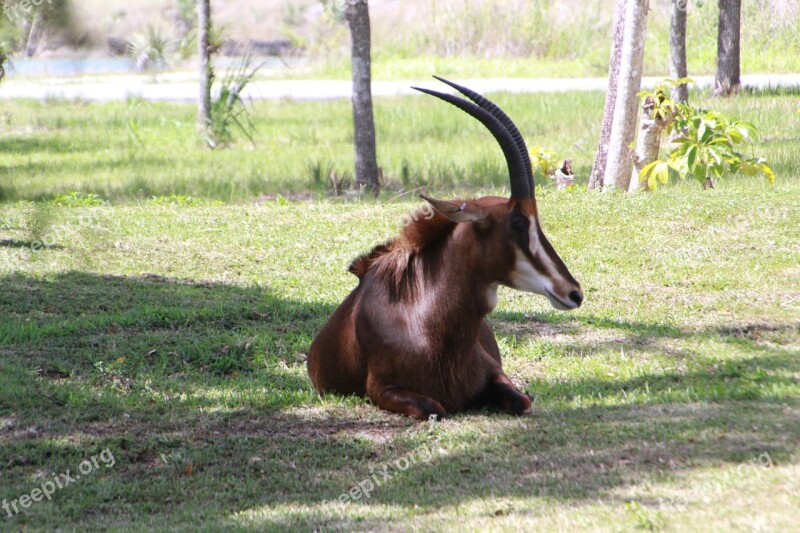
left=507, top=391, right=533, bottom=416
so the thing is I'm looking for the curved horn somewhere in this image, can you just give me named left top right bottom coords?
left=432, top=76, right=535, bottom=197
left=413, top=86, right=531, bottom=199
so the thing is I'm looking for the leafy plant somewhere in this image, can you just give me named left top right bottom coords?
left=173, top=0, right=199, bottom=60
left=127, top=24, right=172, bottom=71
left=149, top=194, right=220, bottom=206
left=529, top=145, right=560, bottom=180
left=206, top=55, right=263, bottom=149
left=638, top=80, right=776, bottom=190
left=640, top=77, right=689, bottom=121
left=528, top=146, right=576, bottom=190
left=320, top=0, right=347, bottom=23
left=52, top=192, right=107, bottom=207
left=174, top=0, right=197, bottom=28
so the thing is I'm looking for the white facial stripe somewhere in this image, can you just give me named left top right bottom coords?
left=528, top=216, right=562, bottom=281
left=509, top=250, right=550, bottom=294
left=510, top=218, right=577, bottom=310
left=528, top=216, right=540, bottom=257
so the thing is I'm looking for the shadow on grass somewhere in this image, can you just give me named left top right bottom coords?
left=0, top=271, right=798, bottom=529
left=0, top=136, right=103, bottom=157
left=0, top=154, right=177, bottom=201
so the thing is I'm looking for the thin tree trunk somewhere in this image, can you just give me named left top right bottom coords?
left=197, top=0, right=212, bottom=138
left=669, top=0, right=689, bottom=102
left=25, top=12, right=42, bottom=57
left=346, top=0, right=380, bottom=196
left=715, top=0, right=741, bottom=96
left=628, top=97, right=672, bottom=191
left=0, top=46, right=7, bottom=82
left=588, top=0, right=627, bottom=191
left=603, top=0, right=649, bottom=191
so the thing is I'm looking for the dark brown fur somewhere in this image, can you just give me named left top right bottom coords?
left=307, top=78, right=582, bottom=420
left=307, top=197, right=538, bottom=420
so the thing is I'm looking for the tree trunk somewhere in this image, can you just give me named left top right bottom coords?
left=669, top=0, right=689, bottom=103
left=25, top=12, right=42, bottom=57
left=602, top=0, right=649, bottom=191
left=628, top=97, right=672, bottom=191
left=588, top=0, right=626, bottom=191
left=0, top=45, right=6, bottom=82
left=346, top=0, right=380, bottom=196
left=715, top=0, right=741, bottom=96
left=197, top=0, right=212, bottom=139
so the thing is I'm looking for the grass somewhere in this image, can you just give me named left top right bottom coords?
left=1, top=182, right=798, bottom=530
left=2, top=88, right=799, bottom=203
left=1, top=89, right=799, bottom=530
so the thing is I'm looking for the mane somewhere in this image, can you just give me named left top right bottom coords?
left=348, top=208, right=456, bottom=300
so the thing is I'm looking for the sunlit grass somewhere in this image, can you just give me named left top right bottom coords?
left=1, top=90, right=798, bottom=204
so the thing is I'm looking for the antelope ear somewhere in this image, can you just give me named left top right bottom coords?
left=420, top=194, right=488, bottom=223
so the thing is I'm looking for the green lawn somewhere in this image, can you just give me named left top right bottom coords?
left=1, top=89, right=798, bottom=203
left=1, top=91, right=799, bottom=530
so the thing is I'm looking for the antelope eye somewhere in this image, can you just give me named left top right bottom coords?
left=511, top=217, right=529, bottom=233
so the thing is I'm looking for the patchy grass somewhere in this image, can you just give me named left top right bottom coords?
left=1, top=176, right=798, bottom=529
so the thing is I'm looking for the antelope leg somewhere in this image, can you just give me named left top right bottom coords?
left=480, top=373, right=532, bottom=416
left=367, top=379, right=447, bottom=421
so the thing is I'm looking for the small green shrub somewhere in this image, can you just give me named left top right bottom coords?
left=149, top=194, right=220, bottom=206
left=207, top=56, right=262, bottom=149
left=53, top=192, right=107, bottom=207
left=127, top=24, right=172, bottom=71
left=529, top=145, right=560, bottom=179
left=638, top=80, right=776, bottom=190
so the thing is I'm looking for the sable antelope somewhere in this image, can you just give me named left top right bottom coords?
left=307, top=77, right=583, bottom=420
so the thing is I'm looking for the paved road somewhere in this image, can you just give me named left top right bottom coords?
left=1, top=73, right=799, bottom=102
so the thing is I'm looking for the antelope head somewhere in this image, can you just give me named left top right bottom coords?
left=414, top=77, right=583, bottom=311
